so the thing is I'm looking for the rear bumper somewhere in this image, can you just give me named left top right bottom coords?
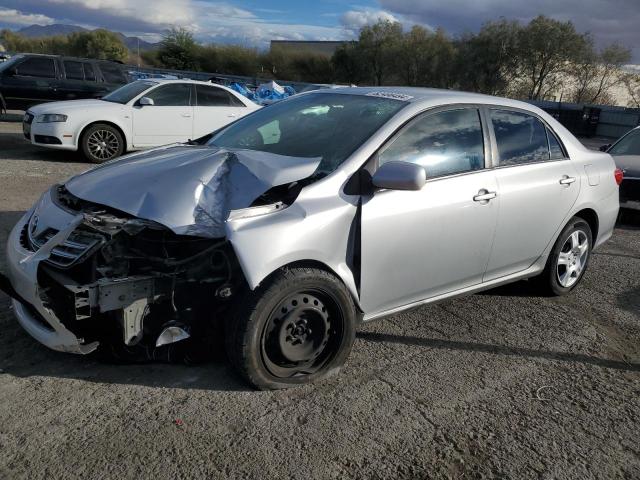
left=3, top=210, right=98, bottom=354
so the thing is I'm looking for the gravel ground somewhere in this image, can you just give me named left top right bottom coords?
left=0, top=122, right=638, bottom=479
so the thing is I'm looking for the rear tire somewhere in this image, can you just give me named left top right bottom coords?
left=81, top=123, right=124, bottom=163
left=225, top=267, right=357, bottom=390
left=537, top=216, right=592, bottom=296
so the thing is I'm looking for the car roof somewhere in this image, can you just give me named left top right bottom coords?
left=316, top=86, right=538, bottom=111
left=146, top=78, right=231, bottom=87
left=15, top=53, right=121, bottom=63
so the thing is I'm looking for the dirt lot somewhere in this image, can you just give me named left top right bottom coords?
left=0, top=122, right=638, bottom=479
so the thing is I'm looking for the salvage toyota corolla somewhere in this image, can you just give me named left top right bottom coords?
left=2, top=87, right=621, bottom=389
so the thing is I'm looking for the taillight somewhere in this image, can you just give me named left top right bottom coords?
left=614, top=168, right=624, bottom=186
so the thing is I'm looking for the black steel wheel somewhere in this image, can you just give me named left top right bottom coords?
left=226, top=267, right=357, bottom=390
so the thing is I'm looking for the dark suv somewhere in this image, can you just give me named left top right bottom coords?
left=0, top=54, right=129, bottom=111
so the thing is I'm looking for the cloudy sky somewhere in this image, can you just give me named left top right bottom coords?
left=0, top=0, right=638, bottom=61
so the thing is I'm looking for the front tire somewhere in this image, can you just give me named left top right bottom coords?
left=81, top=123, right=124, bottom=163
left=225, top=267, right=357, bottom=390
left=538, top=216, right=592, bottom=296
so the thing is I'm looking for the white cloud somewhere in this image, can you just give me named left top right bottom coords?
left=340, top=9, right=401, bottom=35
left=47, top=0, right=195, bottom=27
left=380, top=0, right=640, bottom=61
left=0, top=7, right=54, bottom=26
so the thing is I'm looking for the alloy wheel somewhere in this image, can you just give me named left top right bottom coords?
left=556, top=230, right=589, bottom=288
left=87, top=129, right=120, bottom=161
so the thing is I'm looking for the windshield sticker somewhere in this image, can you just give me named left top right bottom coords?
left=365, top=91, right=413, bottom=101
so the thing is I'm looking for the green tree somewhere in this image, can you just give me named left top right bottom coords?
left=357, top=20, right=403, bottom=85
left=157, top=27, right=198, bottom=70
left=68, top=29, right=128, bottom=61
left=332, top=42, right=368, bottom=84
left=215, top=45, right=260, bottom=76
left=517, top=16, right=590, bottom=100
left=456, top=19, right=521, bottom=95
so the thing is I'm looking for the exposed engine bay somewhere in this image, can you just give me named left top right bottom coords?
left=25, top=185, right=247, bottom=361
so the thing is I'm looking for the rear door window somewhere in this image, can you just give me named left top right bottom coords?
left=196, top=85, right=245, bottom=106
left=83, top=63, right=96, bottom=81
left=15, top=57, right=56, bottom=78
left=63, top=60, right=84, bottom=80
left=491, top=110, right=550, bottom=165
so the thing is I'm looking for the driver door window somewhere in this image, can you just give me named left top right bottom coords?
left=145, top=84, right=192, bottom=106
left=132, top=83, right=193, bottom=147
left=379, top=108, right=485, bottom=178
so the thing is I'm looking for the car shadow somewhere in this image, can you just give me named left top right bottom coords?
left=477, top=279, right=543, bottom=298
left=357, top=331, right=640, bottom=373
left=617, top=209, right=640, bottom=228
left=0, top=293, right=251, bottom=392
left=0, top=132, right=84, bottom=163
left=617, top=285, right=640, bottom=318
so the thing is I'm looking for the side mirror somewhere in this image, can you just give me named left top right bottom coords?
left=599, top=144, right=611, bottom=152
left=139, top=96, right=154, bottom=106
left=372, top=161, right=426, bottom=191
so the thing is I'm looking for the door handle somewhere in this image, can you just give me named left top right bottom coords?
left=559, top=175, right=576, bottom=185
left=473, top=189, right=497, bottom=203
left=181, top=113, right=192, bottom=118
left=227, top=113, right=237, bottom=118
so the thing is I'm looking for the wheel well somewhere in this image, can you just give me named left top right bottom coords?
left=574, top=208, right=599, bottom=240
left=276, top=260, right=364, bottom=315
left=79, top=121, right=127, bottom=152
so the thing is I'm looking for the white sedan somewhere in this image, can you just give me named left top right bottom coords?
left=23, top=79, right=261, bottom=163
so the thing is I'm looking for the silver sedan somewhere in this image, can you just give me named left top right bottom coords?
left=2, top=87, right=621, bottom=389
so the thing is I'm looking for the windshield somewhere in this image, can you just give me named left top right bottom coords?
left=0, top=55, right=23, bottom=72
left=609, top=129, right=640, bottom=156
left=208, top=93, right=406, bottom=175
left=102, top=80, right=157, bottom=104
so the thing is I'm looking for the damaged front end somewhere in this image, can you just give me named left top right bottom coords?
left=3, top=144, right=338, bottom=359
left=5, top=185, right=246, bottom=359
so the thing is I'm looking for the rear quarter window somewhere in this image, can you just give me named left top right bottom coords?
left=197, top=85, right=245, bottom=107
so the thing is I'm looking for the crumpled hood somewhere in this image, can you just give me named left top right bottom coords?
left=65, top=145, right=321, bottom=238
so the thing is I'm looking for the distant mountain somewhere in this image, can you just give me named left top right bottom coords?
left=17, top=24, right=88, bottom=37
left=114, top=33, right=156, bottom=52
left=16, top=24, right=158, bottom=52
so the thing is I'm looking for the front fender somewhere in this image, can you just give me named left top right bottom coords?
left=225, top=197, right=361, bottom=307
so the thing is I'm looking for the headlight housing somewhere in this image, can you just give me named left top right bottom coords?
left=227, top=202, right=285, bottom=221
left=36, top=114, right=68, bottom=123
